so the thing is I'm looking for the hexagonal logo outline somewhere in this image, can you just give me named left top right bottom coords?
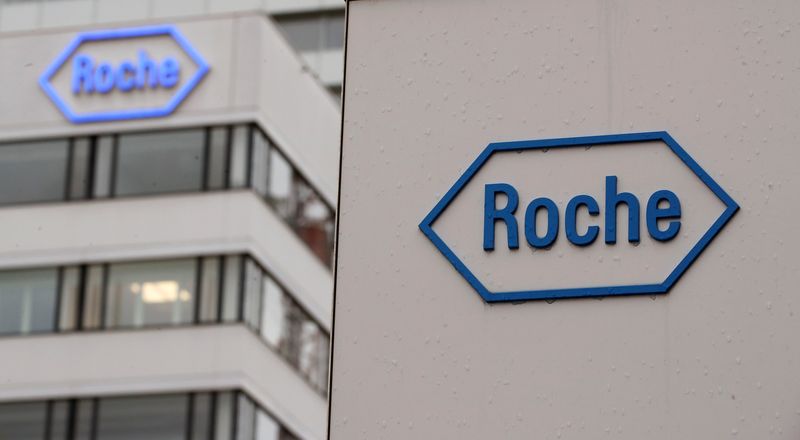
left=419, top=131, right=739, bottom=303
left=39, top=24, right=210, bottom=124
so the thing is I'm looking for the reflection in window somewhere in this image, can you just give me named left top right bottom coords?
left=0, top=268, right=58, bottom=335
left=294, top=176, right=335, bottom=264
left=0, top=140, right=68, bottom=205
left=268, top=148, right=294, bottom=219
left=115, top=129, right=205, bottom=196
left=105, top=259, right=196, bottom=328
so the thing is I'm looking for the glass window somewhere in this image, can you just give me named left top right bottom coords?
left=95, top=394, right=188, bottom=440
left=82, top=265, right=105, bottom=330
left=0, top=268, right=58, bottom=335
left=0, top=401, right=47, bottom=440
left=105, top=259, right=196, bottom=328
left=68, top=138, right=91, bottom=200
left=93, top=136, right=115, bottom=198
left=49, top=400, right=71, bottom=440
left=235, top=394, right=256, bottom=440
left=73, top=398, right=95, bottom=440
left=214, top=392, right=235, bottom=440
left=220, top=256, right=242, bottom=322
left=261, top=276, right=287, bottom=349
left=206, top=127, right=229, bottom=190
left=191, top=393, right=213, bottom=440
left=276, top=14, right=322, bottom=52
left=58, top=266, right=81, bottom=332
left=0, top=139, right=68, bottom=205
left=115, top=129, right=205, bottom=196
left=267, top=149, right=294, bottom=219
left=294, top=176, right=334, bottom=264
left=243, top=259, right=263, bottom=330
left=255, top=409, right=281, bottom=440
left=228, top=126, right=249, bottom=189
left=324, top=13, right=345, bottom=49
left=250, top=130, right=269, bottom=197
left=199, top=257, right=221, bottom=323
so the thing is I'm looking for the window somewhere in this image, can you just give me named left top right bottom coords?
left=275, top=12, right=345, bottom=52
left=114, top=129, right=206, bottom=196
left=95, top=394, right=188, bottom=440
left=0, top=391, right=298, bottom=440
left=0, top=401, right=47, bottom=440
left=0, top=268, right=58, bottom=335
left=105, top=259, right=196, bottom=328
left=0, top=139, right=68, bottom=205
left=0, top=255, right=329, bottom=394
left=0, top=124, right=335, bottom=267
left=293, top=176, right=335, bottom=265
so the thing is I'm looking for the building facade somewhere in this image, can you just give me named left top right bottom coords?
left=0, top=1, right=342, bottom=439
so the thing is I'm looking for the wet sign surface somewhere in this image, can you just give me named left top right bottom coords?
left=419, top=131, right=739, bottom=302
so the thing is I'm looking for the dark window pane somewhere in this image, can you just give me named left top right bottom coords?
left=105, top=259, right=196, bottom=328
left=93, top=136, right=114, bottom=198
left=324, top=13, right=345, bottom=49
left=0, top=401, right=47, bottom=440
left=206, top=127, right=229, bottom=190
left=49, top=400, right=70, bottom=440
left=115, top=130, right=204, bottom=196
left=96, top=394, right=188, bottom=440
left=0, top=268, right=58, bottom=335
left=214, top=392, right=234, bottom=440
left=267, top=149, right=294, bottom=219
left=0, top=140, right=67, bottom=205
left=250, top=130, right=269, bottom=197
left=235, top=394, right=255, bottom=440
left=198, top=257, right=220, bottom=323
left=191, top=393, right=212, bottom=440
left=220, top=256, right=242, bottom=322
left=68, top=138, right=91, bottom=200
left=276, top=15, right=321, bottom=52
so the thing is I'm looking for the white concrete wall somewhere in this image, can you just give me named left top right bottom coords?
left=331, top=0, right=800, bottom=439
left=0, top=325, right=327, bottom=440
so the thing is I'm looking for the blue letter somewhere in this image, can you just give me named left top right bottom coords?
left=524, top=197, right=559, bottom=249
left=94, top=62, right=115, bottom=94
left=484, top=183, right=519, bottom=251
left=159, top=57, right=180, bottom=88
left=565, top=194, right=599, bottom=246
left=72, top=54, right=94, bottom=94
left=116, top=60, right=136, bottom=92
left=136, top=50, right=158, bottom=89
left=605, top=175, right=640, bottom=244
left=647, top=190, right=681, bottom=241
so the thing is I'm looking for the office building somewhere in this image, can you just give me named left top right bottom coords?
left=0, top=1, right=342, bottom=439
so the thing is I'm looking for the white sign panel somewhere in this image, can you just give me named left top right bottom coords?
left=331, top=1, right=800, bottom=438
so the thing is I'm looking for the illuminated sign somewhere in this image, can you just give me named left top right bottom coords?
left=39, top=25, right=209, bottom=123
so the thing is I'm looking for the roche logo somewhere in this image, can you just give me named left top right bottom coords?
left=419, top=132, right=739, bottom=303
left=39, top=25, right=209, bottom=124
